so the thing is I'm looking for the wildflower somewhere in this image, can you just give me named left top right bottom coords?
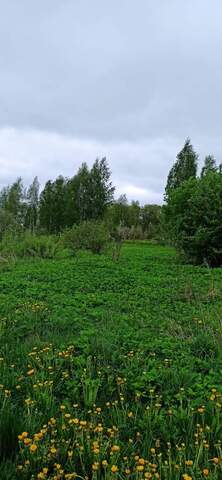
left=137, top=465, right=144, bottom=472
left=212, top=457, right=220, bottom=464
left=111, top=465, right=118, bottom=473
left=34, top=432, right=43, bottom=441
left=79, top=420, right=87, bottom=427
left=111, top=445, right=120, bottom=453
left=144, top=473, right=152, bottom=479
left=203, top=469, right=209, bottom=477
left=102, top=460, right=108, bottom=467
left=27, top=369, right=35, bottom=376
left=29, top=444, right=37, bottom=453
left=197, top=406, right=205, bottom=414
left=185, top=460, right=193, bottom=466
left=50, top=447, right=57, bottom=454
left=24, top=438, right=32, bottom=445
left=18, top=431, right=29, bottom=441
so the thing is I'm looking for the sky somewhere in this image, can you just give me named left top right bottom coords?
left=0, top=0, right=222, bottom=204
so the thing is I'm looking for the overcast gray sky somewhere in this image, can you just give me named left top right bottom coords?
left=0, top=0, right=222, bottom=203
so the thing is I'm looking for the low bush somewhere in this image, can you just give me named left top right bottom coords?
left=0, top=233, right=60, bottom=259
left=62, top=221, right=110, bottom=254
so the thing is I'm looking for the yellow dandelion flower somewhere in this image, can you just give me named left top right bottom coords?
left=136, top=465, right=144, bottom=472
left=111, top=445, right=120, bottom=453
left=125, top=468, right=131, bottom=475
left=111, top=465, right=118, bottom=473
left=29, top=444, right=37, bottom=453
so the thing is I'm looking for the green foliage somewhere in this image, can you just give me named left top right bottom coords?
left=0, top=233, right=60, bottom=259
left=201, top=155, right=217, bottom=177
left=1, top=244, right=222, bottom=477
left=140, top=204, right=162, bottom=238
left=39, top=158, right=115, bottom=233
left=165, top=138, right=198, bottom=198
left=39, top=178, right=67, bottom=234
left=24, top=176, right=40, bottom=232
left=0, top=208, right=17, bottom=241
left=163, top=172, right=222, bottom=266
left=106, top=198, right=162, bottom=240
left=62, top=221, right=110, bottom=254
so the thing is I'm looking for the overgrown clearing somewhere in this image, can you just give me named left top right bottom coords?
left=1, top=243, right=222, bottom=479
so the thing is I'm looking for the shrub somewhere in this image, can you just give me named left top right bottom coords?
left=163, top=172, right=222, bottom=266
left=0, top=232, right=60, bottom=259
left=62, top=221, right=110, bottom=254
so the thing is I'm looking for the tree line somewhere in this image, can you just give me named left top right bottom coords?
left=2, top=137, right=221, bottom=266
left=0, top=157, right=161, bottom=240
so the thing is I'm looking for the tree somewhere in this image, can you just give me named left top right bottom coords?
left=66, top=158, right=115, bottom=225
left=3, top=177, right=26, bottom=225
left=0, top=187, right=10, bottom=209
left=39, top=177, right=67, bottom=233
left=105, top=195, right=129, bottom=229
left=165, top=139, right=198, bottom=198
left=88, top=158, right=115, bottom=219
left=127, top=201, right=141, bottom=227
left=76, top=163, right=91, bottom=222
left=39, top=181, right=54, bottom=233
left=201, top=155, right=217, bottom=177
left=0, top=208, right=16, bottom=240
left=51, top=176, right=67, bottom=232
left=25, top=176, right=40, bottom=232
left=141, top=204, right=162, bottom=238
left=163, top=172, right=222, bottom=267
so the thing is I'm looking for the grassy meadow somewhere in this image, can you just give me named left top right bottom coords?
left=1, top=242, right=222, bottom=479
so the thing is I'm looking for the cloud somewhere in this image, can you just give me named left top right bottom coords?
left=0, top=1, right=222, bottom=200
left=0, top=127, right=180, bottom=204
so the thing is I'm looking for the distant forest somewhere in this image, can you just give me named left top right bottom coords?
left=0, top=157, right=161, bottom=240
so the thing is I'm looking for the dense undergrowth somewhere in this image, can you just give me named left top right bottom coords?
left=1, top=243, right=222, bottom=479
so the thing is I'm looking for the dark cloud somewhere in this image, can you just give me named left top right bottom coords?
left=0, top=0, right=222, bottom=202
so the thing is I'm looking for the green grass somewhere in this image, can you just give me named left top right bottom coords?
left=1, top=242, right=222, bottom=479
